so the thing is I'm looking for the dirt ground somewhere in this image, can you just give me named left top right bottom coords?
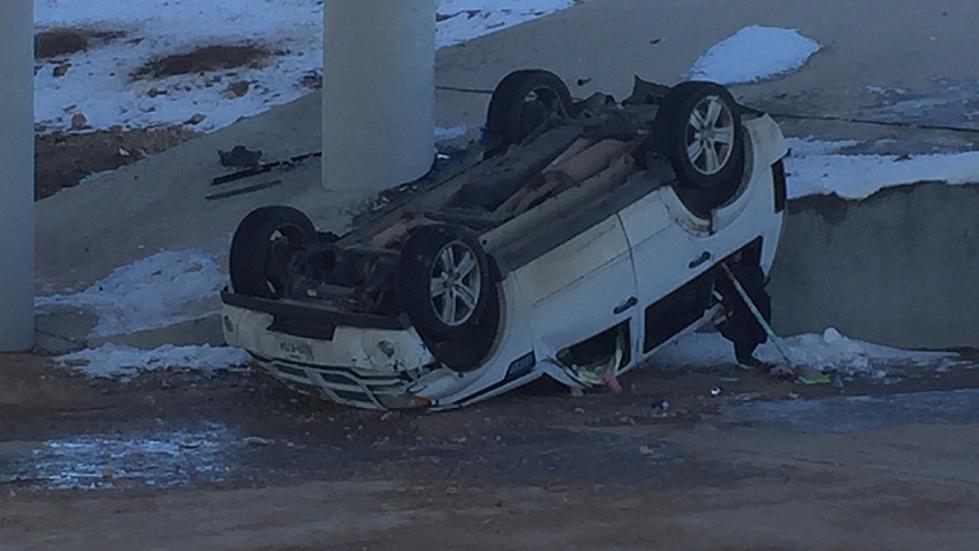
left=34, top=127, right=199, bottom=200
left=3, top=351, right=979, bottom=550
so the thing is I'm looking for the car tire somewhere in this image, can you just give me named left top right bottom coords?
left=653, top=81, right=745, bottom=193
left=485, top=69, right=573, bottom=157
left=230, top=206, right=317, bottom=299
left=398, top=224, right=494, bottom=342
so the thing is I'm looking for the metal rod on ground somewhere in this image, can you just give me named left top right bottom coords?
left=720, top=263, right=794, bottom=365
left=0, top=0, right=36, bottom=351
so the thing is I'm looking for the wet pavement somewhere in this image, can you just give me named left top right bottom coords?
left=1, top=421, right=241, bottom=490
left=717, top=388, right=979, bottom=434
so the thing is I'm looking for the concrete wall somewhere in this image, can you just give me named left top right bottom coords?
left=770, top=183, right=979, bottom=350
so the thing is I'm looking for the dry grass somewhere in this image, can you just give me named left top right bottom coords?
left=35, top=28, right=127, bottom=59
left=132, top=45, right=271, bottom=80
left=35, top=126, right=199, bottom=200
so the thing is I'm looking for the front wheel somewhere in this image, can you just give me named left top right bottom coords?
left=398, top=225, right=499, bottom=371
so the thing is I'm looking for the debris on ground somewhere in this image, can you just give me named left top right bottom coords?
left=652, top=398, right=670, bottom=412
left=242, top=436, right=273, bottom=447
left=219, top=145, right=264, bottom=168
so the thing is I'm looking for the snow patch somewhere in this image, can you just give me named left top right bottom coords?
left=435, top=124, right=468, bottom=142
left=654, top=328, right=954, bottom=377
left=785, top=137, right=979, bottom=200
left=437, top=0, right=574, bottom=47
left=56, top=343, right=250, bottom=381
left=35, top=249, right=225, bottom=338
left=689, top=26, right=821, bottom=85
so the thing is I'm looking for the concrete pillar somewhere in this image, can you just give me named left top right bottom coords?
left=0, top=0, right=35, bottom=351
left=322, top=0, right=436, bottom=193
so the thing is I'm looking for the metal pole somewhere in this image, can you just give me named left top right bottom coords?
left=0, top=0, right=35, bottom=351
left=322, top=0, right=436, bottom=193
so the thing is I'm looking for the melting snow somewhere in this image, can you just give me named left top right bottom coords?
left=1, top=422, right=238, bottom=490
left=35, top=0, right=574, bottom=133
left=688, top=26, right=821, bottom=85
left=785, top=137, right=979, bottom=200
left=56, top=343, right=251, bottom=381
left=654, top=328, right=954, bottom=377
left=436, top=0, right=573, bottom=47
left=435, top=124, right=469, bottom=142
left=35, top=249, right=225, bottom=338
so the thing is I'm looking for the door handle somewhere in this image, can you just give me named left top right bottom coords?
left=614, top=297, right=638, bottom=315
left=689, top=251, right=712, bottom=269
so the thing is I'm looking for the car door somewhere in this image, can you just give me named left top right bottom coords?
left=619, top=186, right=717, bottom=354
left=512, top=214, right=639, bottom=361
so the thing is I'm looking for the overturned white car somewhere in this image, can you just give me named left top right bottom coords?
left=221, top=70, right=789, bottom=410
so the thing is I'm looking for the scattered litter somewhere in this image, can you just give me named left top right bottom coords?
left=688, top=26, right=821, bottom=85
left=770, top=365, right=796, bottom=381
left=205, top=179, right=283, bottom=201
left=652, top=398, right=671, bottom=412
left=639, top=445, right=658, bottom=457
left=219, top=145, right=263, bottom=168
left=435, top=124, right=468, bottom=143
left=242, top=436, right=273, bottom=447
left=710, top=386, right=723, bottom=398
left=734, top=392, right=762, bottom=402
left=602, top=369, right=624, bottom=394
left=796, top=369, right=832, bottom=386
left=831, top=373, right=846, bottom=389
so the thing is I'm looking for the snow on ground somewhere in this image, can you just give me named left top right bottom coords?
left=654, top=328, right=955, bottom=378
left=35, top=249, right=225, bottom=338
left=56, top=343, right=250, bottom=381
left=785, top=137, right=979, bottom=200
left=35, top=0, right=573, bottom=134
left=437, top=0, right=573, bottom=47
left=688, top=26, right=821, bottom=85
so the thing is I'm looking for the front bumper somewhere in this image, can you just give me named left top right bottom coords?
left=250, top=354, right=424, bottom=410
left=221, top=292, right=436, bottom=410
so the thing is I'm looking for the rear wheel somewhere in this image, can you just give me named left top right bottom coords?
left=653, top=82, right=745, bottom=200
left=230, top=206, right=316, bottom=299
left=484, top=69, right=573, bottom=157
